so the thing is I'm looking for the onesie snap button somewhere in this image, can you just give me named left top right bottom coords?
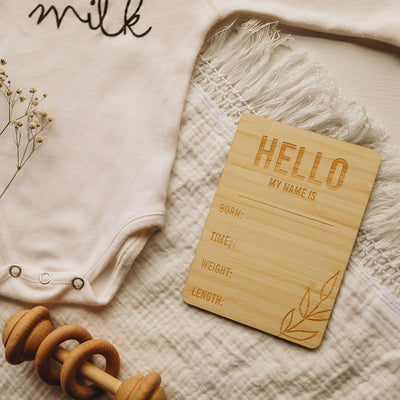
left=39, top=272, right=52, bottom=285
left=72, top=278, right=84, bottom=290
left=9, top=265, right=22, bottom=277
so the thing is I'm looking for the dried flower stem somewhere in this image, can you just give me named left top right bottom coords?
left=0, top=58, right=53, bottom=200
left=0, top=169, right=20, bottom=200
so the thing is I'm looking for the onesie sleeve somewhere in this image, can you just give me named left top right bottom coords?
left=209, top=0, right=400, bottom=47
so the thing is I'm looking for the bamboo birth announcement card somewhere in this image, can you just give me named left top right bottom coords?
left=182, top=114, right=381, bottom=348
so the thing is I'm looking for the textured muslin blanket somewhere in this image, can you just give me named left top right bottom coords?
left=1, top=21, right=400, bottom=399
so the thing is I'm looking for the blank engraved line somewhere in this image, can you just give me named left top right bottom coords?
left=238, top=195, right=334, bottom=227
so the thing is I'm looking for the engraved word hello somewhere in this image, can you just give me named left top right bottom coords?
left=254, top=136, right=349, bottom=191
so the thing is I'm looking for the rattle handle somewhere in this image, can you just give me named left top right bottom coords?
left=54, top=346, right=122, bottom=394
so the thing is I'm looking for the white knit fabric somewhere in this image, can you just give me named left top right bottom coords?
left=1, top=21, right=399, bottom=399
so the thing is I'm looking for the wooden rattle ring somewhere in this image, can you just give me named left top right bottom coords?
left=115, top=373, right=166, bottom=400
left=60, top=339, right=120, bottom=400
left=3, top=307, right=167, bottom=399
left=35, top=325, right=93, bottom=385
left=3, top=306, right=51, bottom=365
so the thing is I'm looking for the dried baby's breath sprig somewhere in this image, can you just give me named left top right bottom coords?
left=0, top=57, right=54, bottom=200
left=0, top=111, right=54, bottom=200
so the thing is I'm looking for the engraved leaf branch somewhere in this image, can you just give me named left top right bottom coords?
left=279, top=271, right=339, bottom=342
left=0, top=58, right=54, bottom=200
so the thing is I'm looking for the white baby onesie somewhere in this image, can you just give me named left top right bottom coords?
left=0, top=0, right=398, bottom=306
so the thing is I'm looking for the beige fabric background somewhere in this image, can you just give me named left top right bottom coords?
left=1, top=21, right=400, bottom=399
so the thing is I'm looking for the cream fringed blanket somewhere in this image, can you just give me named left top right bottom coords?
left=1, top=21, right=400, bottom=399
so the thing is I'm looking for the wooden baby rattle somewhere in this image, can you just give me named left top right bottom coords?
left=2, top=306, right=166, bottom=400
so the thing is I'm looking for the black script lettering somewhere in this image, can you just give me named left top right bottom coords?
left=29, top=0, right=152, bottom=38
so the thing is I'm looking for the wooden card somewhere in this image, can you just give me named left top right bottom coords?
left=182, top=114, right=381, bottom=348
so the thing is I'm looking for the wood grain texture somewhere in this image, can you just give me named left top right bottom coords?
left=182, top=114, right=381, bottom=349
left=115, top=373, right=166, bottom=400
left=2, top=306, right=167, bottom=399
